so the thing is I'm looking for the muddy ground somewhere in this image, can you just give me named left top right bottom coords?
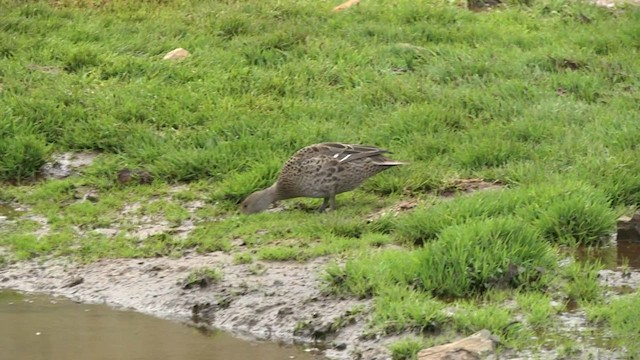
left=0, top=253, right=392, bottom=360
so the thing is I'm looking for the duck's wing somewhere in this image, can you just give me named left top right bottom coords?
left=316, top=143, right=392, bottom=163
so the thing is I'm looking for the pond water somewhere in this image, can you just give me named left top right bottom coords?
left=0, top=203, right=18, bottom=220
left=575, top=240, right=640, bottom=270
left=0, top=290, right=320, bottom=360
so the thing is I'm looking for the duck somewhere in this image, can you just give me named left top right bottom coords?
left=241, top=142, right=405, bottom=214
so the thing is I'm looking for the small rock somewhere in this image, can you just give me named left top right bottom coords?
left=333, top=0, right=360, bottom=12
left=163, top=48, right=190, bottom=60
left=277, top=307, right=293, bottom=317
left=117, top=168, right=153, bottom=185
left=333, top=342, right=347, bottom=351
left=617, top=213, right=640, bottom=242
left=146, top=264, right=167, bottom=272
left=62, top=277, right=84, bottom=288
left=92, top=228, right=118, bottom=238
left=73, top=186, right=99, bottom=203
left=117, top=168, right=133, bottom=184
left=418, top=329, right=496, bottom=360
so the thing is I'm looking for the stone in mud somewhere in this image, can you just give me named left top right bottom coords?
left=117, top=168, right=153, bottom=185
left=293, top=319, right=336, bottom=340
left=418, top=329, right=496, bottom=360
left=191, top=297, right=232, bottom=324
left=617, top=213, right=640, bottom=242
left=73, top=186, right=99, bottom=203
left=333, top=342, right=347, bottom=351
left=62, top=277, right=84, bottom=288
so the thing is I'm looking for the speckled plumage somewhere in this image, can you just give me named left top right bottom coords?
left=241, top=143, right=405, bottom=214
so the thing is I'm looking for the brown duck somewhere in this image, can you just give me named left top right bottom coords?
left=241, top=142, right=405, bottom=214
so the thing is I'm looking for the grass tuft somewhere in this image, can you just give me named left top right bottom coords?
left=414, top=217, right=556, bottom=297
left=182, top=267, right=223, bottom=289
left=388, top=336, right=424, bottom=360
left=0, top=134, right=49, bottom=182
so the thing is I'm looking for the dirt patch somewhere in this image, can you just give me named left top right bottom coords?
left=0, top=253, right=391, bottom=360
left=366, top=200, right=418, bottom=223
left=440, top=178, right=504, bottom=197
left=40, top=152, right=99, bottom=180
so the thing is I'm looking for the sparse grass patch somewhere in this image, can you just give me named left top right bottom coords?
left=139, top=199, right=190, bottom=227
left=258, top=245, right=307, bottom=261
left=233, top=252, right=253, bottom=264
left=182, top=267, right=223, bottom=289
left=183, top=224, right=232, bottom=253
left=587, top=292, right=640, bottom=357
left=515, top=291, right=556, bottom=329
left=561, top=259, right=603, bottom=304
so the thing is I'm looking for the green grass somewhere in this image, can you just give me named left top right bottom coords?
left=394, top=180, right=617, bottom=246
left=561, top=259, right=604, bottom=303
left=0, top=0, right=638, bottom=356
left=327, top=217, right=557, bottom=299
left=233, top=252, right=253, bottom=265
left=588, top=292, right=640, bottom=358
left=371, top=285, right=448, bottom=334
left=515, top=291, right=556, bottom=329
left=389, top=336, right=425, bottom=360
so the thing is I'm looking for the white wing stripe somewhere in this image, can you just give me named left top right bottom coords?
left=339, top=154, right=352, bottom=162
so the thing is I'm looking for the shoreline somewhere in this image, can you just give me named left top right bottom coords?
left=0, top=253, right=390, bottom=360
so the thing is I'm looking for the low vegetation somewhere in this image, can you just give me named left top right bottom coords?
left=588, top=292, right=640, bottom=357
left=182, top=267, right=223, bottom=289
left=1, top=0, right=638, bottom=357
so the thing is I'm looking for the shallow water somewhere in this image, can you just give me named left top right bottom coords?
left=0, top=290, right=319, bottom=360
left=0, top=203, right=18, bottom=220
left=574, top=240, right=640, bottom=270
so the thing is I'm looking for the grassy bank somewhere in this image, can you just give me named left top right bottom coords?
left=1, top=0, right=639, bottom=357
